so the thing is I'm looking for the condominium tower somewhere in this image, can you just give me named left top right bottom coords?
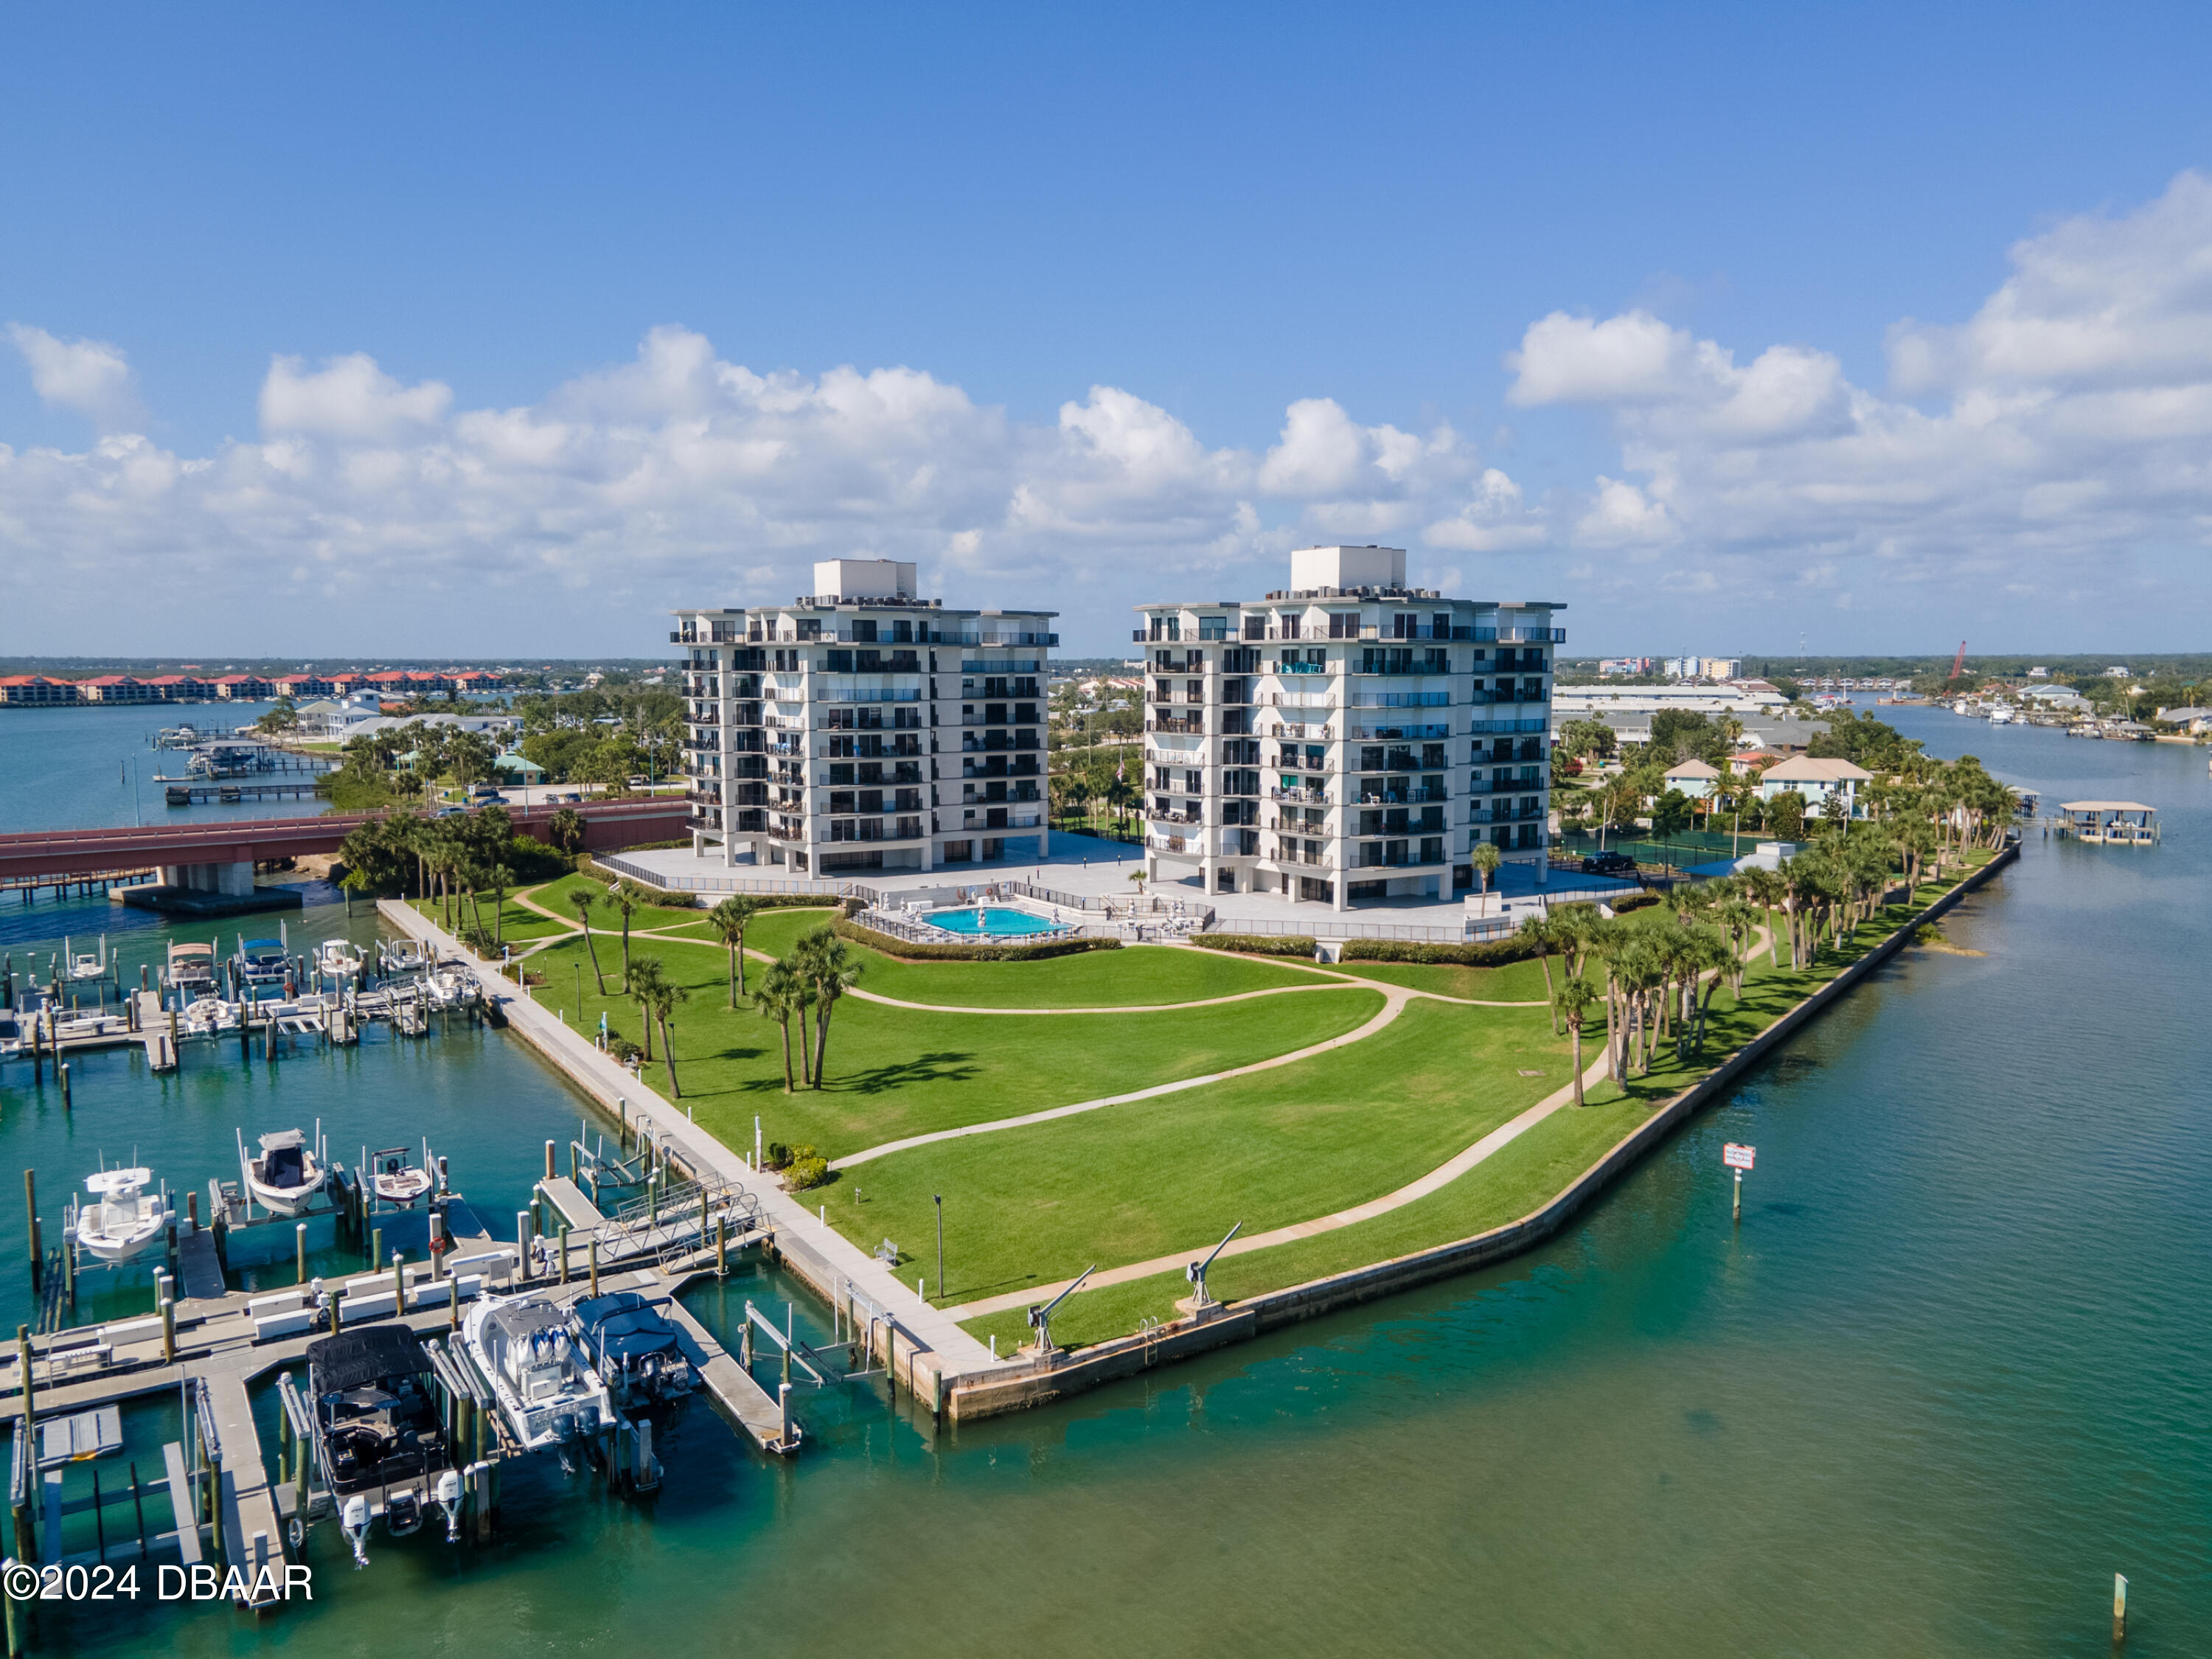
left=674, top=560, right=1057, bottom=876
left=1135, top=546, right=1561, bottom=910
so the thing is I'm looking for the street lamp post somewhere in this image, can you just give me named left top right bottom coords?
left=933, top=1194, right=944, bottom=1307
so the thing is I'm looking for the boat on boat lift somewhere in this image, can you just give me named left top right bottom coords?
left=569, top=1291, right=696, bottom=1412
left=235, top=927, right=291, bottom=992
left=316, top=938, right=367, bottom=983
left=378, top=939, right=430, bottom=977
left=461, top=1294, right=612, bottom=1453
left=240, top=1123, right=330, bottom=1217
left=366, top=1145, right=434, bottom=1208
left=305, top=1326, right=464, bottom=1567
left=164, top=941, right=217, bottom=1001
left=63, top=936, right=109, bottom=982
left=424, top=966, right=478, bottom=1009
left=69, top=1167, right=171, bottom=1265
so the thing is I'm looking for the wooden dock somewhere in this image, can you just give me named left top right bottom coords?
left=537, top=1177, right=605, bottom=1232
left=204, top=1369, right=285, bottom=1601
left=659, top=1290, right=798, bottom=1454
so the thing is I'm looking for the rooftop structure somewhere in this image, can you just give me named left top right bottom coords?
left=673, top=560, right=1059, bottom=876
left=1133, top=546, right=1563, bottom=911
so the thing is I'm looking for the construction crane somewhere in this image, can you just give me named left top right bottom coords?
left=1949, top=641, right=1967, bottom=683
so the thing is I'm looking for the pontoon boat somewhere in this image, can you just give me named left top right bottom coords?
left=305, top=1326, right=463, bottom=1566
left=378, top=939, right=429, bottom=976
left=236, top=933, right=290, bottom=990
left=570, top=1291, right=695, bottom=1411
left=461, top=1294, right=611, bottom=1453
left=70, top=1168, right=169, bottom=1264
left=164, top=941, right=217, bottom=1000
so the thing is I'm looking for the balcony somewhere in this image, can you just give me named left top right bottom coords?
left=1468, top=717, right=1549, bottom=734
left=1272, top=661, right=1329, bottom=675
left=1269, top=786, right=1332, bottom=805
left=1347, top=723, right=1448, bottom=741
left=1146, top=717, right=1204, bottom=734
left=1147, top=809, right=1205, bottom=827
left=1264, top=721, right=1332, bottom=741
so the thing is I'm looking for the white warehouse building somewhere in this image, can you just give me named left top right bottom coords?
left=1135, top=546, right=1562, bottom=912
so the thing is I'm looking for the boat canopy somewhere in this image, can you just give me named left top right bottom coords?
left=85, top=1168, right=151, bottom=1196
left=168, top=943, right=213, bottom=961
left=308, top=1328, right=433, bottom=1397
left=258, top=1129, right=307, bottom=1152
left=243, top=939, right=285, bottom=956
left=574, top=1292, right=683, bottom=1361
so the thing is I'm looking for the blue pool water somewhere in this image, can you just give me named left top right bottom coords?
left=925, top=907, right=1060, bottom=937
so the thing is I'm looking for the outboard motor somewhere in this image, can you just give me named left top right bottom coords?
left=341, top=1494, right=372, bottom=1567
left=433, top=1468, right=464, bottom=1543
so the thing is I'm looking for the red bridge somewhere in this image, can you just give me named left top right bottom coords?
left=0, top=799, right=691, bottom=883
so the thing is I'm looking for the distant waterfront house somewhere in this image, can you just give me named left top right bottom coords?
left=1661, top=758, right=1722, bottom=801
left=212, top=674, right=276, bottom=700
left=2154, top=706, right=2212, bottom=734
left=141, top=673, right=213, bottom=701
left=0, top=675, right=83, bottom=706
left=274, top=673, right=336, bottom=699
left=1757, top=755, right=1872, bottom=816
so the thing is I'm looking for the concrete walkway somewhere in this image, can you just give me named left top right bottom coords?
left=378, top=900, right=1000, bottom=1377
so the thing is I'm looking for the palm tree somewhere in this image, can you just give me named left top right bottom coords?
left=1517, top=912, right=1559, bottom=1030
left=626, top=957, right=668, bottom=1062
left=706, top=896, right=762, bottom=1008
left=789, top=925, right=862, bottom=1090
left=548, top=806, right=586, bottom=855
left=571, top=886, right=608, bottom=995
left=1472, top=841, right=1503, bottom=894
left=487, top=860, right=513, bottom=949
left=604, top=883, right=641, bottom=991
left=1555, top=976, right=1599, bottom=1105
left=754, top=961, right=809, bottom=1091
left=639, top=973, right=688, bottom=1099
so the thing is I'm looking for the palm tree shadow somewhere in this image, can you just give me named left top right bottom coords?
left=833, top=1051, right=981, bottom=1095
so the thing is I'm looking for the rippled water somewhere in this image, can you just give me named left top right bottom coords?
left=5, top=705, right=2206, bottom=1657
left=0, top=701, right=313, bottom=835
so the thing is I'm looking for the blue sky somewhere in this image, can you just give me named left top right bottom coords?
left=5, top=3, right=2212, bottom=658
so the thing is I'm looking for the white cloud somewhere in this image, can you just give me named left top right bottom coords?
left=0, top=328, right=1544, bottom=651
left=7, top=324, right=142, bottom=430
left=260, top=352, right=453, bottom=440
left=1506, top=169, right=2212, bottom=605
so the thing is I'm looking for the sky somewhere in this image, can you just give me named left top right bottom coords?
left=4, top=2, right=2212, bottom=661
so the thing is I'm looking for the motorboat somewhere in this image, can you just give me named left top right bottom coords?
left=164, top=941, right=217, bottom=1001
left=305, top=1326, right=463, bottom=1566
left=1986, top=704, right=2016, bottom=724
left=378, top=939, right=429, bottom=977
left=461, top=1294, right=611, bottom=1453
left=368, top=1147, right=434, bottom=1208
left=63, top=936, right=108, bottom=981
left=425, top=967, right=476, bottom=1009
left=70, top=1168, right=170, bottom=1265
left=570, top=1291, right=695, bottom=1411
left=242, top=1126, right=327, bottom=1217
left=316, top=939, right=367, bottom=981
left=180, top=995, right=240, bottom=1036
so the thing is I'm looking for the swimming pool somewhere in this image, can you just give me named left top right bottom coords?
left=925, top=906, right=1062, bottom=937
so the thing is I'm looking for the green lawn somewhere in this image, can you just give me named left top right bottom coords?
left=838, top=995, right=1572, bottom=1307
left=407, top=893, right=572, bottom=943
left=525, top=872, right=703, bottom=933
left=516, top=931, right=1384, bottom=1160
left=1326, top=956, right=1556, bottom=1003
left=959, top=862, right=1995, bottom=1352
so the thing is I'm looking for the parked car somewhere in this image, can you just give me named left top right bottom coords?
left=1581, top=850, right=1638, bottom=875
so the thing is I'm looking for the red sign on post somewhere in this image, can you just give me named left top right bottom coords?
left=1722, top=1143, right=1756, bottom=1171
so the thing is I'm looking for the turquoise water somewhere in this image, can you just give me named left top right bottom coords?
left=3, top=708, right=2208, bottom=1655
left=925, top=906, right=1061, bottom=937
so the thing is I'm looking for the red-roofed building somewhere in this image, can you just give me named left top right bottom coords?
left=273, top=674, right=335, bottom=699
left=0, top=675, right=83, bottom=706
left=212, top=674, right=276, bottom=700
left=142, top=674, right=214, bottom=701
left=79, top=675, right=154, bottom=703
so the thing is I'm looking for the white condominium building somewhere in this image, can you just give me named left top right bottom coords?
left=673, top=560, right=1058, bottom=877
left=1135, top=546, right=1562, bottom=912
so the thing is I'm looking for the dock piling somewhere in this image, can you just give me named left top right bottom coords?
left=515, top=1212, right=531, bottom=1285
left=295, top=1222, right=307, bottom=1284
left=715, top=1214, right=728, bottom=1277
left=544, top=1140, right=554, bottom=1180
left=587, top=1237, right=597, bottom=1297
left=2114, top=1573, right=2128, bottom=1641
left=21, top=1174, right=35, bottom=1287
left=58, top=1064, right=69, bottom=1113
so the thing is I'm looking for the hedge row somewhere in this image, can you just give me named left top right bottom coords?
left=1189, top=933, right=1319, bottom=959
left=831, top=919, right=1121, bottom=962
left=1340, top=936, right=1535, bottom=966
